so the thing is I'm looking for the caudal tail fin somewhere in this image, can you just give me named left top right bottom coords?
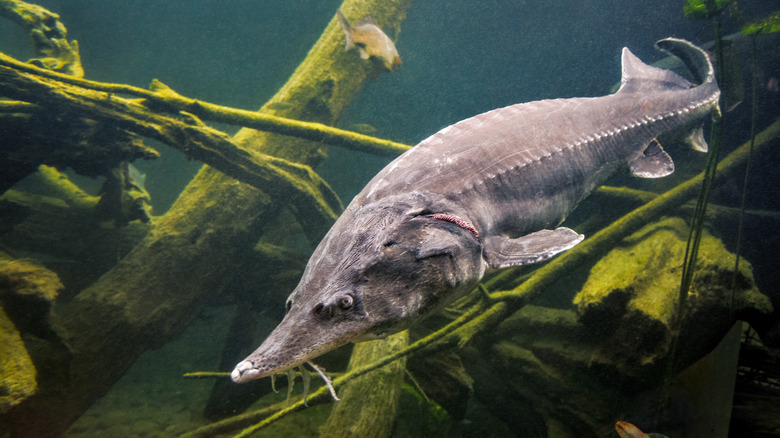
left=619, top=38, right=721, bottom=154
left=655, top=38, right=716, bottom=87
left=655, top=38, right=722, bottom=152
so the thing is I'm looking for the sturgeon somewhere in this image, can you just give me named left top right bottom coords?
left=232, top=38, right=720, bottom=383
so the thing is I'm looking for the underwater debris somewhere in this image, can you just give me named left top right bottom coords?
left=95, top=162, right=153, bottom=225
left=0, top=59, right=342, bottom=241
left=336, top=8, right=402, bottom=71
left=0, top=0, right=415, bottom=434
left=0, top=0, right=83, bottom=77
left=574, top=217, right=772, bottom=373
left=348, top=122, right=378, bottom=135
left=683, top=0, right=730, bottom=20
left=0, top=252, right=68, bottom=413
left=265, top=101, right=293, bottom=111
left=0, top=307, right=36, bottom=414
left=741, top=11, right=780, bottom=36
left=0, top=54, right=410, bottom=159
left=0, top=254, right=65, bottom=342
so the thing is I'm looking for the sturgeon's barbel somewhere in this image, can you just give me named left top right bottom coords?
left=231, top=38, right=720, bottom=383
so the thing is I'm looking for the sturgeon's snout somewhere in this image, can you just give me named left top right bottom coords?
left=230, top=301, right=367, bottom=383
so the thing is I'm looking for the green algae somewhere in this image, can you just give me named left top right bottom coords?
left=741, top=11, right=780, bottom=36
left=574, top=216, right=772, bottom=371
left=683, top=0, right=730, bottom=19
left=0, top=308, right=36, bottom=414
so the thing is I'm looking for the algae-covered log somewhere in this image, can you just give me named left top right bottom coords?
left=0, top=307, right=36, bottom=414
left=0, top=250, right=65, bottom=414
left=0, top=54, right=410, bottom=160
left=0, top=0, right=154, bottom=193
left=0, top=0, right=82, bottom=77
left=0, top=253, right=64, bottom=341
left=0, top=64, right=341, bottom=241
left=0, top=166, right=151, bottom=295
left=463, top=217, right=772, bottom=436
left=0, top=1, right=413, bottom=436
left=574, top=216, right=772, bottom=374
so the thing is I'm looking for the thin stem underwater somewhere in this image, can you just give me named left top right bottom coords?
left=729, top=34, right=759, bottom=317
left=668, top=11, right=726, bottom=378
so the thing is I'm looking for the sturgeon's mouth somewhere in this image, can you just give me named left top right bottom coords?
left=231, top=359, right=276, bottom=383
left=230, top=340, right=340, bottom=383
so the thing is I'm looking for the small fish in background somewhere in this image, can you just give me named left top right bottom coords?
left=615, top=421, right=669, bottom=438
left=96, top=162, right=153, bottom=225
left=336, top=8, right=401, bottom=71
left=266, top=101, right=293, bottom=111
left=348, top=123, right=377, bottom=135
left=766, top=76, right=779, bottom=92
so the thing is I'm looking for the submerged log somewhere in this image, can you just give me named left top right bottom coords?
left=0, top=307, right=36, bottom=414
left=573, top=216, right=772, bottom=376
left=0, top=166, right=151, bottom=296
left=0, top=64, right=342, bottom=241
left=0, top=252, right=64, bottom=342
left=462, top=216, right=772, bottom=436
left=0, top=249, right=64, bottom=414
left=0, top=0, right=83, bottom=77
left=0, top=0, right=156, bottom=193
left=0, top=1, right=413, bottom=436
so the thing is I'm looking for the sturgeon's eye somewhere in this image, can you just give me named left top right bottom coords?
left=285, top=299, right=292, bottom=313
left=338, top=294, right=354, bottom=309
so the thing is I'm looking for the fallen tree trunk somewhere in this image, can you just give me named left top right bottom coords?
left=0, top=1, right=413, bottom=436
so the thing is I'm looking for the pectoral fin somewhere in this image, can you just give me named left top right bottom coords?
left=483, top=227, right=584, bottom=269
left=629, top=138, right=674, bottom=178
left=685, top=124, right=708, bottom=152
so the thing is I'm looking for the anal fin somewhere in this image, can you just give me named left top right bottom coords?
left=483, top=227, right=583, bottom=269
left=630, top=138, right=674, bottom=178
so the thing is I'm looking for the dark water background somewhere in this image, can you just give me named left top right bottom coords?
left=2, top=0, right=779, bottom=436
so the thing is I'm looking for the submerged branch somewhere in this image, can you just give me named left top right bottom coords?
left=0, top=0, right=83, bottom=77
left=0, top=52, right=411, bottom=158
left=0, top=63, right=342, bottom=241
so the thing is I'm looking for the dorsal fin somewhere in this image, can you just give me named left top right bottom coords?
left=618, top=47, right=691, bottom=94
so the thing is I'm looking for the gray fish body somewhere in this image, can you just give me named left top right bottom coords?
left=231, top=38, right=720, bottom=383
